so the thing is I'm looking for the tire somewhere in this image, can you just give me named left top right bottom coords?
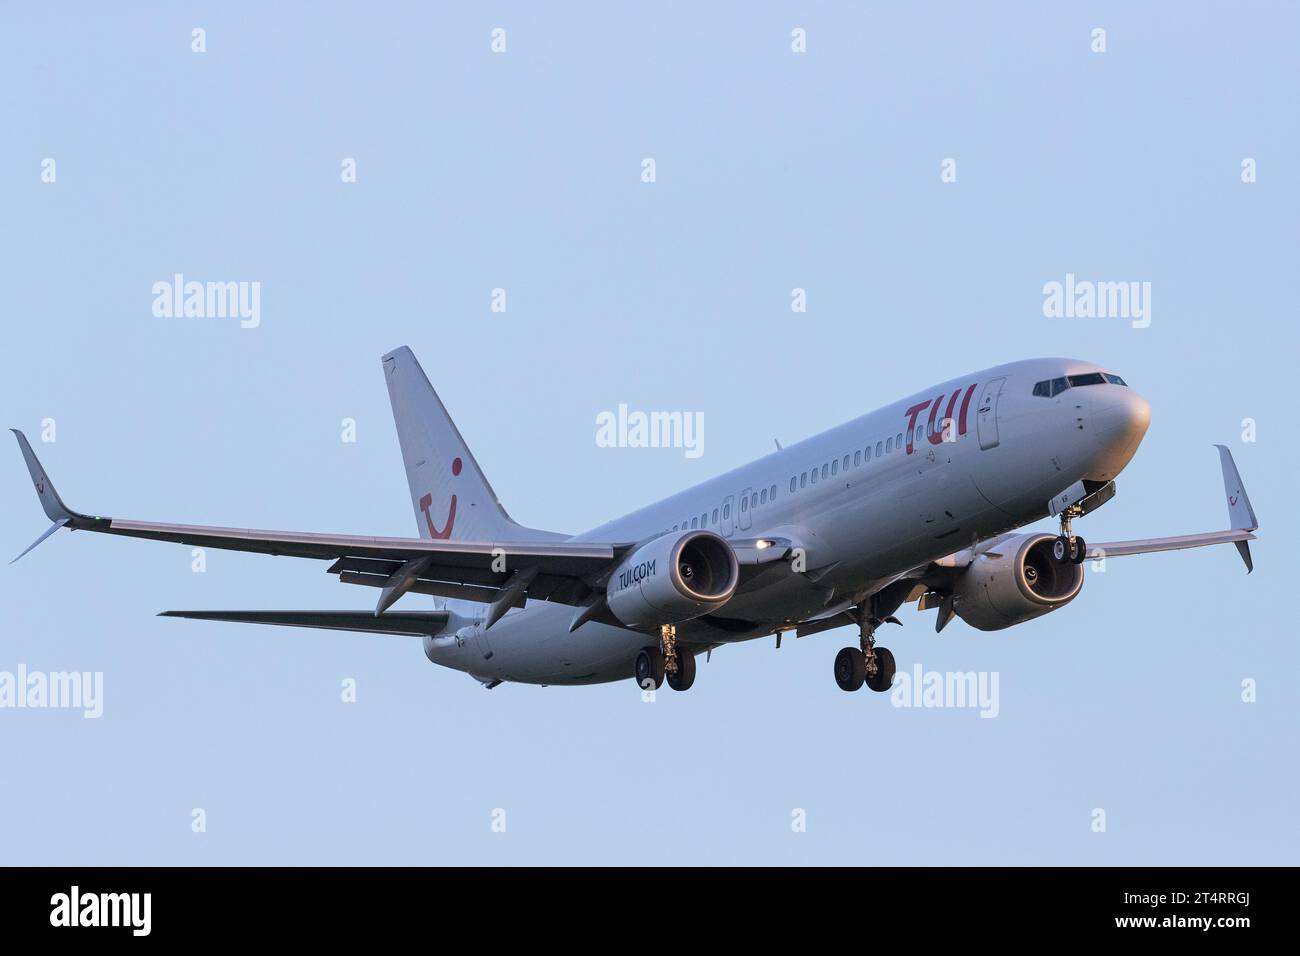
left=634, top=647, right=665, bottom=690
left=666, top=650, right=696, bottom=691
left=866, top=646, right=896, bottom=693
left=834, top=647, right=867, bottom=692
left=1052, top=535, right=1070, bottom=563
left=1070, top=535, right=1087, bottom=565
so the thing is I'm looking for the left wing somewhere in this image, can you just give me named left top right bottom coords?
left=11, top=430, right=793, bottom=625
left=11, top=429, right=619, bottom=612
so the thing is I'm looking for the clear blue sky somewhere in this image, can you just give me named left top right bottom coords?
left=1, top=2, right=1295, bottom=864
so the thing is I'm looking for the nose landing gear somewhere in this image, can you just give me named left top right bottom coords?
left=834, top=603, right=898, bottom=693
left=1053, top=506, right=1087, bottom=565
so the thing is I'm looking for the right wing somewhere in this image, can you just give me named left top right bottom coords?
left=1085, top=445, right=1259, bottom=571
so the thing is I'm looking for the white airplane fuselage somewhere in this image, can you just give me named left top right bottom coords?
left=424, top=357, right=1152, bottom=685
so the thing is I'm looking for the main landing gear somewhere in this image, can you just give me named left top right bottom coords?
left=634, top=624, right=696, bottom=692
left=835, top=604, right=898, bottom=693
left=1052, top=505, right=1087, bottom=565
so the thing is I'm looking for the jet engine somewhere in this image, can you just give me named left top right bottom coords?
left=606, top=530, right=739, bottom=628
left=951, top=532, right=1084, bottom=631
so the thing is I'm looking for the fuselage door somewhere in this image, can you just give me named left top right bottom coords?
left=737, top=486, right=753, bottom=531
left=720, top=495, right=735, bottom=537
left=977, top=377, right=1006, bottom=450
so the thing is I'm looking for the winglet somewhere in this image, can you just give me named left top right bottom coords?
left=1214, top=445, right=1257, bottom=531
left=11, top=520, right=66, bottom=564
left=1214, top=444, right=1257, bottom=573
left=11, top=429, right=80, bottom=523
left=10, top=429, right=86, bottom=562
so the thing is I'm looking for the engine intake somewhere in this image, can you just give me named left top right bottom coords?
left=607, top=530, right=739, bottom=628
left=952, top=532, right=1084, bottom=631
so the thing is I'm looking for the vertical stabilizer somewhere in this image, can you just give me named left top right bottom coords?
left=382, top=347, right=565, bottom=543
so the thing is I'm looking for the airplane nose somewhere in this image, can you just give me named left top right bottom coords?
left=1093, top=388, right=1151, bottom=453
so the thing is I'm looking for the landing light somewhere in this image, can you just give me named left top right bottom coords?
left=755, top=539, right=773, bottom=549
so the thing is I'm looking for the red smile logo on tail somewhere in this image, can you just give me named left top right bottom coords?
left=418, top=457, right=462, bottom=539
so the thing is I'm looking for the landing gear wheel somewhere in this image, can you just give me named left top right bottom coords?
left=1052, top=535, right=1070, bottom=563
left=666, top=650, right=696, bottom=691
left=865, top=646, right=896, bottom=693
left=1069, top=535, right=1087, bottom=564
left=834, top=647, right=867, bottom=692
left=634, top=647, right=665, bottom=690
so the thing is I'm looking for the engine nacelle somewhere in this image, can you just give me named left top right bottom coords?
left=952, top=532, right=1084, bottom=631
left=606, top=530, right=739, bottom=628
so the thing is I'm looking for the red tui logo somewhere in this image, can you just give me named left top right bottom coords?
left=902, top=383, right=978, bottom=455
left=418, top=457, right=462, bottom=539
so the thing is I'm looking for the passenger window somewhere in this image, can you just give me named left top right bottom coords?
left=751, top=493, right=758, bottom=509
left=896, top=432, right=903, bottom=447
left=712, top=508, right=719, bottom=523
left=842, top=454, right=849, bottom=471
left=723, top=504, right=730, bottom=519
left=800, top=472, right=807, bottom=488
left=821, top=464, right=828, bottom=479
left=886, top=437, right=893, bottom=453
left=760, top=488, right=767, bottom=504
left=770, top=484, right=776, bottom=500
left=875, top=441, right=883, bottom=456
left=831, top=459, right=838, bottom=476
left=691, top=516, right=698, bottom=529
left=701, top=513, right=707, bottom=526
left=790, top=477, right=797, bottom=493
left=740, top=497, right=748, bottom=513
left=854, top=450, right=861, bottom=466
left=811, top=468, right=818, bottom=484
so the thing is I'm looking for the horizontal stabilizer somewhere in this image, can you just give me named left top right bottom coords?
left=159, top=609, right=450, bottom=636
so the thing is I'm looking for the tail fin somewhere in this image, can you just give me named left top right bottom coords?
left=382, top=347, right=565, bottom=543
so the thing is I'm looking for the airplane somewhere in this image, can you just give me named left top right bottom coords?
left=11, top=347, right=1258, bottom=694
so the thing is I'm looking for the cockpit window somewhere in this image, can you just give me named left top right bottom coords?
left=1034, top=372, right=1127, bottom=397
left=1067, top=372, right=1107, bottom=388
